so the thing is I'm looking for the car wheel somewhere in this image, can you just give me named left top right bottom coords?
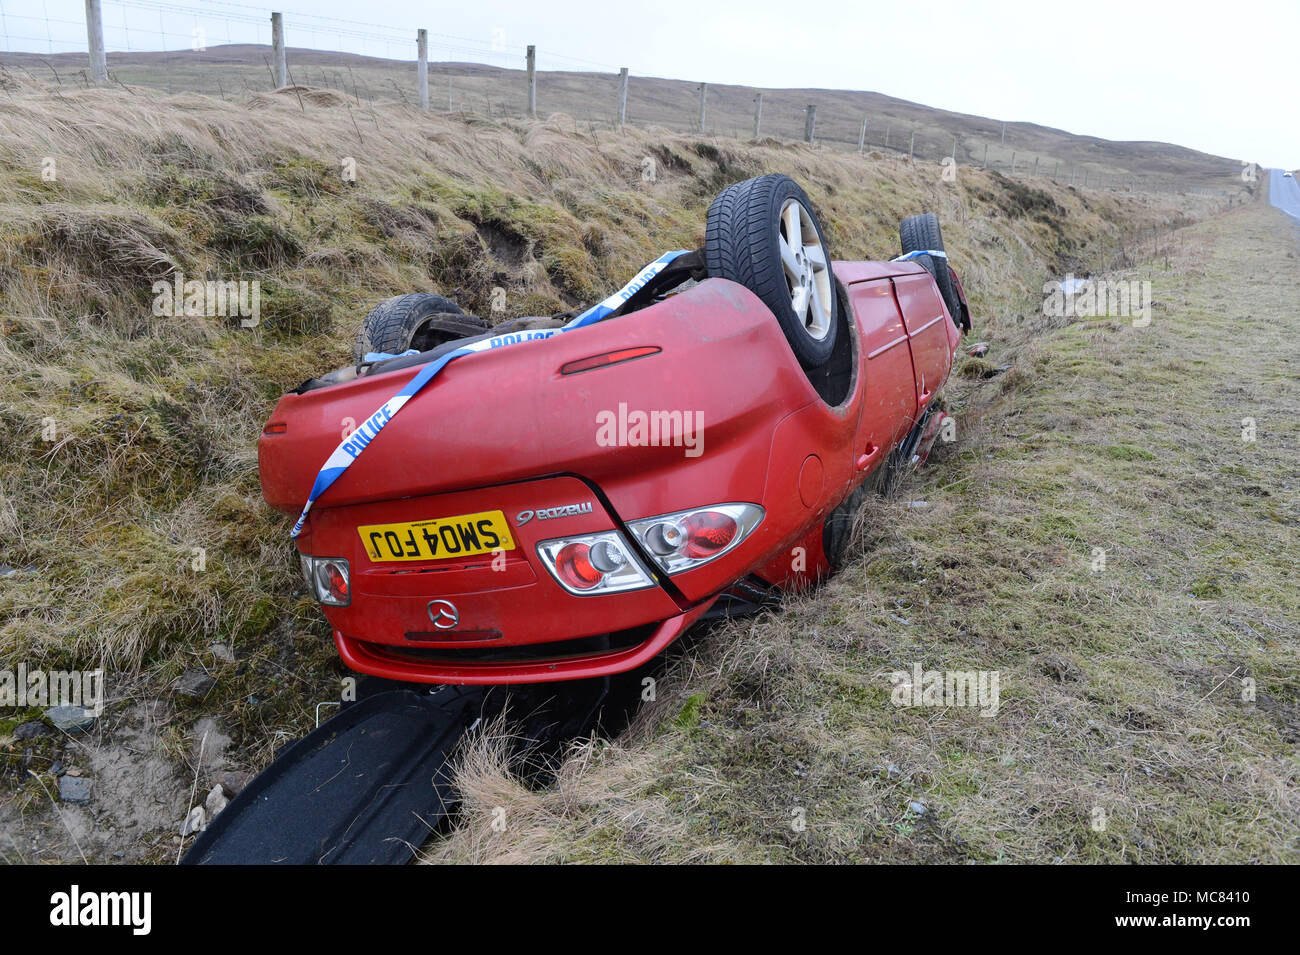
left=706, top=174, right=839, bottom=368
left=353, top=293, right=488, bottom=364
left=899, top=213, right=965, bottom=331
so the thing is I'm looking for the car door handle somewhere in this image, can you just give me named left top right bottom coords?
left=856, top=444, right=880, bottom=471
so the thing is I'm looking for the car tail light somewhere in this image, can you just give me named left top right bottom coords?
left=680, top=511, right=738, bottom=558
left=536, top=532, right=654, bottom=596
left=553, top=542, right=603, bottom=590
left=300, top=554, right=351, bottom=606
left=628, top=503, right=763, bottom=575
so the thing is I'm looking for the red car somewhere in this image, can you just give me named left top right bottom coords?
left=259, top=174, right=970, bottom=685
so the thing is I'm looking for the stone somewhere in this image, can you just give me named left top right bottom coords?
left=203, top=783, right=228, bottom=819
left=215, top=770, right=253, bottom=798
left=13, top=721, right=49, bottom=742
left=208, top=643, right=236, bottom=663
left=180, top=805, right=206, bottom=837
left=58, top=775, right=93, bottom=805
left=174, top=670, right=216, bottom=701
left=44, top=705, right=97, bottom=734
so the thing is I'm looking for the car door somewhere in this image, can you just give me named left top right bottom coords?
left=848, top=279, right=918, bottom=475
left=891, top=271, right=954, bottom=413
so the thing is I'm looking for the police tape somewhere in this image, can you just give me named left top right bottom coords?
left=289, top=250, right=690, bottom=538
left=892, top=249, right=948, bottom=261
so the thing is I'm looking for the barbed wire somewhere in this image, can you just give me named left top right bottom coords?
left=110, top=0, right=531, bottom=62
left=0, top=0, right=636, bottom=71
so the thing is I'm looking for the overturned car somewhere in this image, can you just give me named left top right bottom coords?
left=259, top=174, right=970, bottom=684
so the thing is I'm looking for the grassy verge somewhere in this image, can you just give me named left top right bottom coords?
left=428, top=200, right=1299, bottom=864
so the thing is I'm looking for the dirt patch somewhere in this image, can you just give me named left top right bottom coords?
left=1, top=702, right=189, bottom=863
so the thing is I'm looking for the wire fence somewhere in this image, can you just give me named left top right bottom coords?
left=0, top=0, right=1238, bottom=196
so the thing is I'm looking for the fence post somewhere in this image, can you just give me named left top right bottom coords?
left=698, top=82, right=708, bottom=132
left=448, top=75, right=453, bottom=111
left=1001, top=121, right=1006, bottom=145
left=1033, top=156, right=1038, bottom=176
left=417, top=29, right=428, bottom=111
left=271, top=12, right=287, bottom=88
left=1054, top=160, right=1060, bottom=179
left=858, top=117, right=867, bottom=153
left=617, top=67, right=628, bottom=128
left=884, top=126, right=890, bottom=149
left=85, top=0, right=108, bottom=85
left=805, top=105, right=816, bottom=144
left=983, top=143, right=988, bottom=169
left=908, top=130, right=915, bottom=161
left=753, top=92, right=763, bottom=138
left=1010, top=151, right=1016, bottom=174
left=526, top=45, right=536, bottom=118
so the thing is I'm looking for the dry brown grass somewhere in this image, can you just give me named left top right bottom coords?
left=1, top=47, right=1244, bottom=190
left=421, top=719, right=744, bottom=865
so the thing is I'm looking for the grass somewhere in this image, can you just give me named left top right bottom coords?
left=426, top=201, right=1300, bottom=865
left=0, top=71, right=1242, bottom=860
left=0, top=45, right=1245, bottom=191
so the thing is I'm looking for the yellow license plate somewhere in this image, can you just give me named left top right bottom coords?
left=358, top=510, right=516, bottom=562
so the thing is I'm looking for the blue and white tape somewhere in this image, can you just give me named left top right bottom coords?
left=289, top=250, right=689, bottom=537
left=362, top=348, right=419, bottom=363
left=892, top=249, right=948, bottom=262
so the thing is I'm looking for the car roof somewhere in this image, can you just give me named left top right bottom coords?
left=832, top=259, right=931, bottom=284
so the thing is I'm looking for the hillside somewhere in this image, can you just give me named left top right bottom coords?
left=1, top=44, right=1242, bottom=189
left=0, top=77, right=1263, bottom=861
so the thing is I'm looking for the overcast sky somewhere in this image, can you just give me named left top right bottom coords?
left=9, top=0, right=1296, bottom=168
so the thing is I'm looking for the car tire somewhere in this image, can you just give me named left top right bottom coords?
left=822, top=481, right=871, bottom=572
left=899, top=213, right=964, bottom=331
left=706, top=174, right=839, bottom=368
left=353, top=293, right=488, bottom=364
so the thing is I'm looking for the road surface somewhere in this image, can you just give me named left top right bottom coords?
left=1269, top=167, right=1300, bottom=220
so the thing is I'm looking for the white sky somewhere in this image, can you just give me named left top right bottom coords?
left=8, top=0, right=1296, bottom=167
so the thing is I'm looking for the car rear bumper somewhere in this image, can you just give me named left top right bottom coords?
left=334, top=598, right=716, bottom=684
left=304, top=475, right=697, bottom=657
